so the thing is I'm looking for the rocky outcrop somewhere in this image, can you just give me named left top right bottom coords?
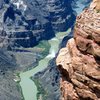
left=33, top=58, right=61, bottom=100
left=0, top=49, right=22, bottom=100
left=56, top=1, right=100, bottom=100
left=72, top=0, right=92, bottom=14
left=90, top=0, right=100, bottom=10
left=0, top=0, right=75, bottom=48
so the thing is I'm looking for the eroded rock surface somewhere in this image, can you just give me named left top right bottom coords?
left=0, top=0, right=75, bottom=48
left=56, top=1, right=100, bottom=100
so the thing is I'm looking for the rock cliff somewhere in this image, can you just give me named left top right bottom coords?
left=0, top=0, right=76, bottom=100
left=0, top=0, right=75, bottom=48
left=0, top=49, right=22, bottom=100
left=56, top=1, right=100, bottom=100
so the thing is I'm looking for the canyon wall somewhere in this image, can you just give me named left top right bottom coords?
left=32, top=1, right=92, bottom=100
left=0, top=0, right=75, bottom=48
left=56, top=1, right=100, bottom=100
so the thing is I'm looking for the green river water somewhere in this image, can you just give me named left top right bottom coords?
left=19, top=29, right=71, bottom=100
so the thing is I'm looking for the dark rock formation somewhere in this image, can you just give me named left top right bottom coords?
left=72, top=0, right=92, bottom=14
left=0, top=49, right=22, bottom=100
left=31, top=1, right=92, bottom=100
left=56, top=1, right=100, bottom=100
left=0, top=73, right=22, bottom=100
left=32, top=58, right=61, bottom=100
left=0, top=0, right=76, bottom=48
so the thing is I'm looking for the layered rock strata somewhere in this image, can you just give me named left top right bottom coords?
left=0, top=0, right=75, bottom=48
left=56, top=1, right=100, bottom=100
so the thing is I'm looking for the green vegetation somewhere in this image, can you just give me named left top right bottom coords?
left=16, top=83, right=25, bottom=100
left=28, top=40, right=50, bottom=100
left=14, top=40, right=50, bottom=59
left=36, top=40, right=51, bottom=58
left=16, top=72, right=20, bottom=78
left=16, top=40, right=50, bottom=100
left=31, top=77, right=48, bottom=100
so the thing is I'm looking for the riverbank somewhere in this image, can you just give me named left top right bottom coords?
left=32, top=30, right=73, bottom=100
left=19, top=29, right=71, bottom=100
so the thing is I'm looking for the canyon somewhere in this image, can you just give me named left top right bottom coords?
left=0, top=0, right=93, bottom=100
left=0, top=0, right=75, bottom=99
left=0, top=0, right=75, bottom=48
left=56, top=0, right=100, bottom=100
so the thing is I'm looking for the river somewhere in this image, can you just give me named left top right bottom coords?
left=19, top=28, right=71, bottom=100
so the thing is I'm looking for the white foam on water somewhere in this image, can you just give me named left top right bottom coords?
left=51, top=38, right=58, bottom=41
left=46, top=49, right=55, bottom=58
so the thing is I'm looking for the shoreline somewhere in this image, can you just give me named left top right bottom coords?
left=19, top=29, right=71, bottom=100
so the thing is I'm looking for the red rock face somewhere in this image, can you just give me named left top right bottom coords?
left=90, top=0, right=100, bottom=10
left=56, top=2, right=100, bottom=100
left=74, top=8, right=100, bottom=58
